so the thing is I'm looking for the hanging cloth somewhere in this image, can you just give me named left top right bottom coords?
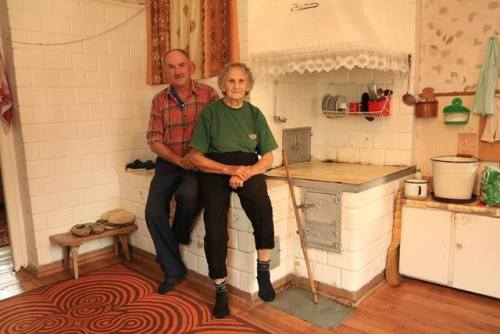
left=480, top=99, right=500, bottom=143
left=472, top=37, right=498, bottom=116
left=0, top=53, right=13, bottom=126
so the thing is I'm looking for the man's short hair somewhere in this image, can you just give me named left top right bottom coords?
left=164, top=48, right=191, bottom=62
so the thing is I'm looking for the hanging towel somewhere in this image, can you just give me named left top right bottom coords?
left=480, top=99, right=500, bottom=143
left=472, top=37, right=498, bottom=116
left=0, top=53, right=13, bottom=126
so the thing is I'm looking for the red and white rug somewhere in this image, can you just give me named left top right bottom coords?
left=0, top=264, right=269, bottom=334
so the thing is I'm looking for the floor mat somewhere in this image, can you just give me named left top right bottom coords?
left=269, top=286, right=353, bottom=328
left=0, top=264, right=270, bottom=334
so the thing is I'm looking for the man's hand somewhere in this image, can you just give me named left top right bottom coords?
left=229, top=176, right=244, bottom=189
left=181, top=151, right=197, bottom=170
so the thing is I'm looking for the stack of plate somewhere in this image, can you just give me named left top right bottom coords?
left=322, top=94, right=347, bottom=112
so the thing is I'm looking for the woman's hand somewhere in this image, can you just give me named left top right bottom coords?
left=229, top=176, right=245, bottom=189
left=229, top=165, right=252, bottom=180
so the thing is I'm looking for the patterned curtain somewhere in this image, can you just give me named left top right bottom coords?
left=201, top=0, right=239, bottom=78
left=146, top=0, right=239, bottom=84
left=170, top=0, right=202, bottom=79
left=146, top=0, right=171, bottom=84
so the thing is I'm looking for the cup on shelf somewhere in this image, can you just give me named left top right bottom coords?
left=349, top=102, right=360, bottom=112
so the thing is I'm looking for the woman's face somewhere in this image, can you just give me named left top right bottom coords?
left=223, top=67, right=249, bottom=101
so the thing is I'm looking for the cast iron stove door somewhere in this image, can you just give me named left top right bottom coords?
left=302, top=191, right=341, bottom=253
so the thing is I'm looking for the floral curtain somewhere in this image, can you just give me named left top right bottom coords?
left=146, top=0, right=239, bottom=84
left=201, top=0, right=239, bottom=78
left=146, top=0, right=170, bottom=84
left=170, top=0, right=202, bottom=79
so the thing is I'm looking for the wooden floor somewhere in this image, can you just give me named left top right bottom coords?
left=1, top=253, right=499, bottom=334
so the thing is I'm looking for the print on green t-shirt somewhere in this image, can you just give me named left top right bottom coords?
left=190, top=100, right=278, bottom=155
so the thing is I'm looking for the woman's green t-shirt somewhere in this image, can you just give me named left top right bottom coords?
left=189, top=100, right=278, bottom=155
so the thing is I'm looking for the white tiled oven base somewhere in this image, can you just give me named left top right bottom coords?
left=119, top=170, right=400, bottom=295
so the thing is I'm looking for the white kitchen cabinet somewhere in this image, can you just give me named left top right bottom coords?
left=400, top=207, right=453, bottom=285
left=400, top=207, right=500, bottom=298
left=452, top=213, right=500, bottom=298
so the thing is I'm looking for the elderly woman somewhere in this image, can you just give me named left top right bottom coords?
left=189, top=62, right=278, bottom=318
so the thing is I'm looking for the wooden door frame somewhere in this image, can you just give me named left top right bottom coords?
left=0, top=123, right=29, bottom=271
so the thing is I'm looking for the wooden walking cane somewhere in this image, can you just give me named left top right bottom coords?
left=282, top=150, right=319, bottom=304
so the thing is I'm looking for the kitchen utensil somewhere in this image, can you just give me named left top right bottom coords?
left=282, top=150, right=319, bottom=304
left=443, top=98, right=470, bottom=124
left=404, top=178, right=428, bottom=199
left=421, top=87, right=435, bottom=101
left=431, top=155, right=479, bottom=200
left=361, top=92, right=373, bottom=121
left=349, top=102, right=360, bottom=112
left=327, top=94, right=337, bottom=111
left=367, top=83, right=378, bottom=100
left=377, top=88, right=384, bottom=98
left=402, top=55, right=416, bottom=106
left=415, top=100, right=438, bottom=117
left=321, top=94, right=332, bottom=110
left=385, top=190, right=402, bottom=287
left=335, top=95, right=347, bottom=112
left=368, top=96, right=391, bottom=116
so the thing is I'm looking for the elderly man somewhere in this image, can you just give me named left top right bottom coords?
left=145, top=49, right=218, bottom=294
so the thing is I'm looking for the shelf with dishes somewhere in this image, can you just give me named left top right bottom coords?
left=321, top=83, right=393, bottom=120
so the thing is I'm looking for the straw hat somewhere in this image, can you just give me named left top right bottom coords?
left=101, top=208, right=136, bottom=226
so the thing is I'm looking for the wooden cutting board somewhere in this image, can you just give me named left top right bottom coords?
left=478, top=117, right=500, bottom=161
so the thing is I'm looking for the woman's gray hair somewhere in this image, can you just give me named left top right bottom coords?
left=217, top=62, right=255, bottom=96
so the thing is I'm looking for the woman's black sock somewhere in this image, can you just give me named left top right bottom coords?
left=213, top=280, right=230, bottom=318
left=257, top=260, right=276, bottom=302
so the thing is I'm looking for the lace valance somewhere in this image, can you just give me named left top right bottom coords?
left=250, top=44, right=409, bottom=76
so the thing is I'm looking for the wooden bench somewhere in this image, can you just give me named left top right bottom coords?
left=49, top=224, right=138, bottom=279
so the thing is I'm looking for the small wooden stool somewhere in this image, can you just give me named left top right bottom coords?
left=50, top=224, right=138, bottom=279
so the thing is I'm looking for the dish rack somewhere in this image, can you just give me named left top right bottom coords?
left=321, top=82, right=393, bottom=119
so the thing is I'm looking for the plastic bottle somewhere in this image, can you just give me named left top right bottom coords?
left=415, top=168, right=422, bottom=179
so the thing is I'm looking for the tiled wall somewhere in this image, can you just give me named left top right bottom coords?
left=1, top=0, right=157, bottom=265
left=238, top=0, right=418, bottom=167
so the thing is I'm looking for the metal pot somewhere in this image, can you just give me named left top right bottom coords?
left=404, top=178, right=428, bottom=199
left=431, top=156, right=479, bottom=200
left=415, top=100, right=438, bottom=117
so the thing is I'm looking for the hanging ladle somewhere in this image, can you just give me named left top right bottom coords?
left=402, top=54, right=416, bottom=106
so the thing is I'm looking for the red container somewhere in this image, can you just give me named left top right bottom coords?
left=368, top=97, right=391, bottom=116
left=349, top=102, right=360, bottom=112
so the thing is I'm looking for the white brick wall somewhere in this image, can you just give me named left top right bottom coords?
left=3, top=0, right=157, bottom=265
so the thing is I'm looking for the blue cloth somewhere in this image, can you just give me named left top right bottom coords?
left=472, top=37, right=498, bottom=115
left=145, top=159, right=201, bottom=281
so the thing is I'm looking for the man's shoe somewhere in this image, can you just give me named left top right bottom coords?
left=157, top=275, right=186, bottom=294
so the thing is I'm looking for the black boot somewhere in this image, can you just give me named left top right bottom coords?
left=257, top=260, right=276, bottom=302
left=213, top=280, right=230, bottom=318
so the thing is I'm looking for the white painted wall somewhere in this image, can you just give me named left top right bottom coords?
left=1, top=0, right=157, bottom=266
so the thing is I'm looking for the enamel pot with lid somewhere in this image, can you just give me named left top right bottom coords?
left=431, top=155, right=479, bottom=200
left=404, top=178, right=428, bottom=199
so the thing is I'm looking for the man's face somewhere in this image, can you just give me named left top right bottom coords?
left=164, top=51, right=195, bottom=90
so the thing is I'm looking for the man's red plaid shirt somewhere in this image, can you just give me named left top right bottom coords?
left=146, top=80, right=218, bottom=157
